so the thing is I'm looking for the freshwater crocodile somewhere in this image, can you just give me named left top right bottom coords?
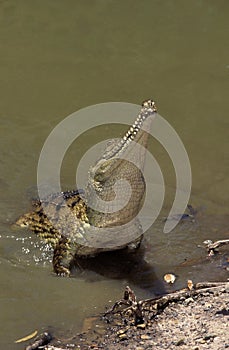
left=16, top=100, right=157, bottom=276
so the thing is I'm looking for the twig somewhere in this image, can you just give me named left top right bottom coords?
left=203, top=239, right=229, bottom=255
left=104, top=286, right=144, bottom=325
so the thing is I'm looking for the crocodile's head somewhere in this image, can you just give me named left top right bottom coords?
left=85, top=99, right=157, bottom=228
left=15, top=213, right=33, bottom=228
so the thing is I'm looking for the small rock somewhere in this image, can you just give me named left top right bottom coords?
left=203, top=302, right=212, bottom=310
left=184, top=297, right=194, bottom=305
left=225, top=283, right=229, bottom=293
left=175, top=338, right=185, bottom=346
left=140, top=334, right=151, bottom=340
left=117, top=329, right=127, bottom=335
left=118, top=333, right=128, bottom=340
left=137, top=323, right=146, bottom=330
left=204, top=334, right=215, bottom=341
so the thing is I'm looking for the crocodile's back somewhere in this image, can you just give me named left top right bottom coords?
left=15, top=189, right=88, bottom=245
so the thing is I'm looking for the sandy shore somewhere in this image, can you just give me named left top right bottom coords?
left=37, top=281, right=229, bottom=350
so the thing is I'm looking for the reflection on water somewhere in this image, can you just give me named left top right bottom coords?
left=0, top=1, right=228, bottom=349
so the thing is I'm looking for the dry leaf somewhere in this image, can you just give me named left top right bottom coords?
left=187, top=279, right=194, bottom=290
left=163, top=273, right=176, bottom=284
left=15, top=330, right=38, bottom=343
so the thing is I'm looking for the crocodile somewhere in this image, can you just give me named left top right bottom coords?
left=15, top=99, right=157, bottom=276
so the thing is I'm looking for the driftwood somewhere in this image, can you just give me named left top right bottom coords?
left=141, top=281, right=228, bottom=311
left=203, top=239, right=229, bottom=255
left=105, top=285, right=145, bottom=325
left=25, top=332, right=52, bottom=350
left=104, top=286, right=144, bottom=325
left=104, top=281, right=228, bottom=324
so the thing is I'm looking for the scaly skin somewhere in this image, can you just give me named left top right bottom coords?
left=15, top=100, right=157, bottom=276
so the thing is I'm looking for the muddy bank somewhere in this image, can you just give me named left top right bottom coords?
left=26, top=281, right=229, bottom=350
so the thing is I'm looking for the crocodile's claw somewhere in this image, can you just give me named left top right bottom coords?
left=55, top=266, right=71, bottom=277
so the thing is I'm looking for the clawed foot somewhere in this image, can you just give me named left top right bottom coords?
left=54, top=266, right=71, bottom=277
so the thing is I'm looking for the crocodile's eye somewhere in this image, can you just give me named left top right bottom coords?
left=17, top=218, right=29, bottom=227
left=94, top=169, right=105, bottom=183
left=94, top=160, right=110, bottom=178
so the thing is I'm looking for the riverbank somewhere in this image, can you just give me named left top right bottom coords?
left=26, top=281, right=229, bottom=350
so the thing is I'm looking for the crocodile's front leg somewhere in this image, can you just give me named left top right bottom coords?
left=53, top=237, right=76, bottom=276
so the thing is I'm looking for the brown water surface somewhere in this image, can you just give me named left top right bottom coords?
left=0, top=1, right=228, bottom=349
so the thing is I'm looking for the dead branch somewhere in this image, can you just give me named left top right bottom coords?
left=104, top=286, right=144, bottom=325
left=203, top=239, right=229, bottom=255
left=141, top=281, right=228, bottom=311
left=105, top=281, right=229, bottom=322
left=25, top=332, right=52, bottom=350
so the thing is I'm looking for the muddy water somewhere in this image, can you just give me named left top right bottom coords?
left=0, top=1, right=228, bottom=349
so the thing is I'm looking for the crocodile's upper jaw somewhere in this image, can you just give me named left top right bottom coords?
left=85, top=100, right=157, bottom=228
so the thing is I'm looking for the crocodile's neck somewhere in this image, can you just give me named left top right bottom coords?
left=85, top=99, right=157, bottom=228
